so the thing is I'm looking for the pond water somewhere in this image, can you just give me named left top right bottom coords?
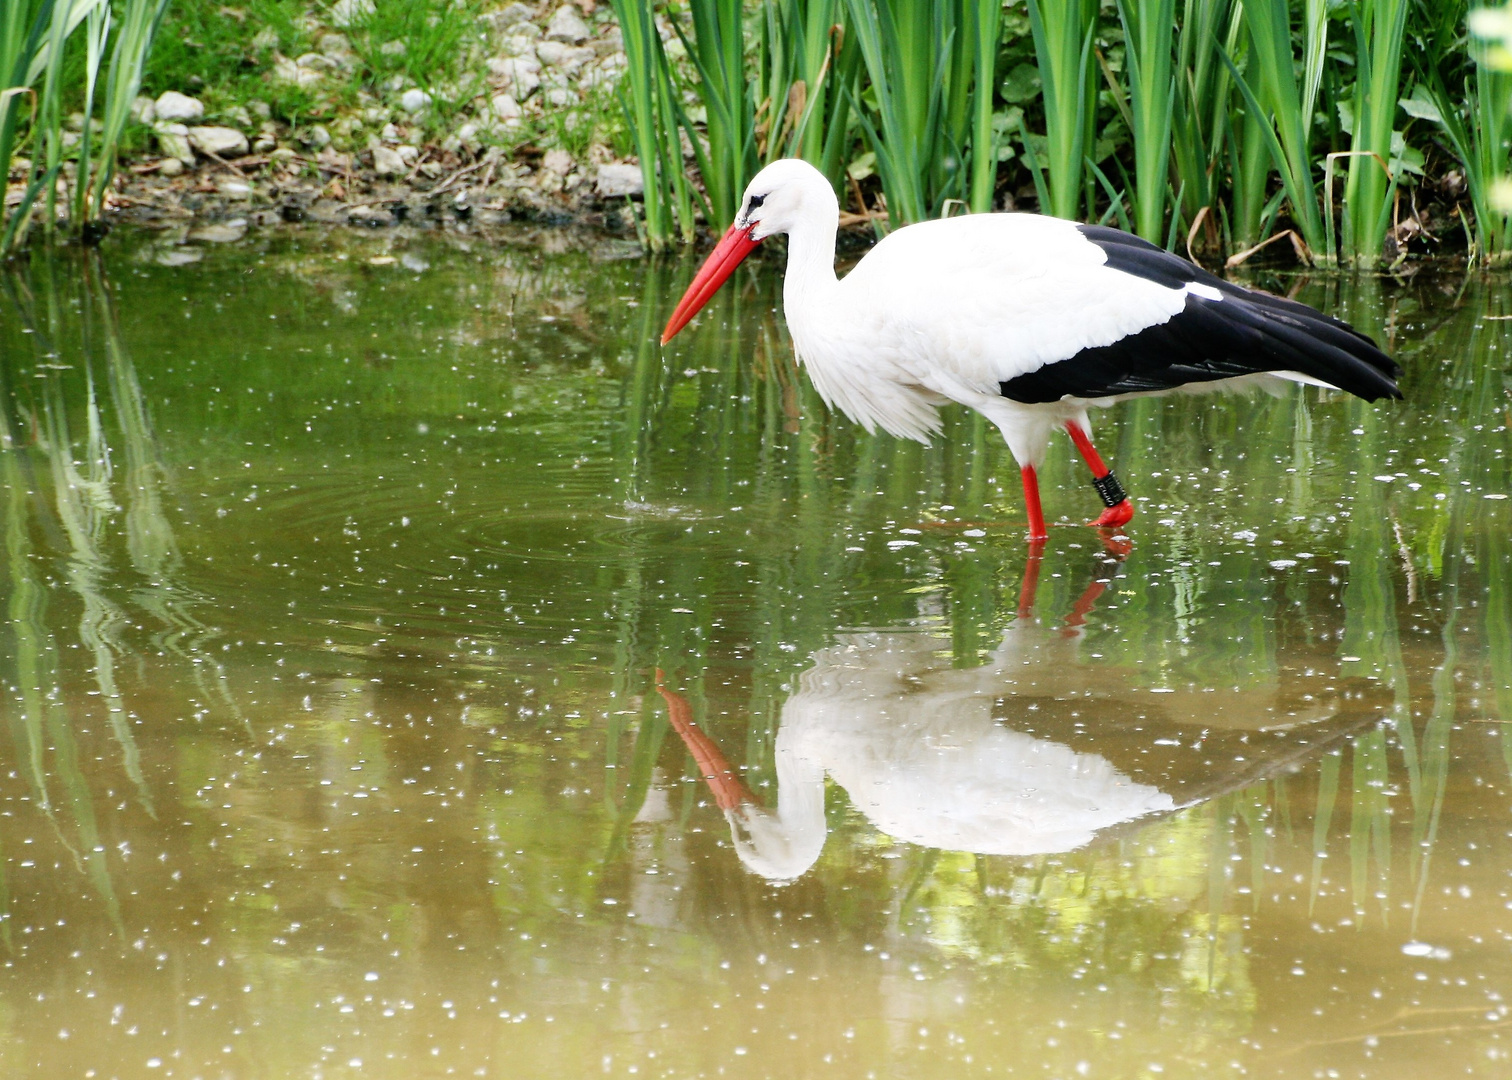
left=0, top=228, right=1509, bottom=1079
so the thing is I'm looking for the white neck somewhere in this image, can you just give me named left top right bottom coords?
left=784, top=219, right=838, bottom=306
left=729, top=730, right=827, bottom=881
left=779, top=190, right=842, bottom=340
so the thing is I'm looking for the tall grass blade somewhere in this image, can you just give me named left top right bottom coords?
left=88, top=0, right=171, bottom=222
left=968, top=0, right=1002, bottom=213
left=1026, top=0, right=1098, bottom=220
left=609, top=0, right=674, bottom=250
left=1340, top=0, right=1410, bottom=265
left=1118, top=0, right=1177, bottom=242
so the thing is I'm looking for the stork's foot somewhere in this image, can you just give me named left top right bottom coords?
left=1091, top=498, right=1134, bottom=530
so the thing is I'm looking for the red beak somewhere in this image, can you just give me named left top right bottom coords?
left=654, top=668, right=758, bottom=811
left=660, top=223, right=762, bottom=344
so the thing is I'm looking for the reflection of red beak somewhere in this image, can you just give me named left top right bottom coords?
left=660, top=223, right=762, bottom=344
left=654, top=669, right=758, bottom=811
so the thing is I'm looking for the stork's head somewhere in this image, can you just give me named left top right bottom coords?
left=734, top=158, right=833, bottom=241
left=661, top=158, right=836, bottom=344
left=725, top=802, right=827, bottom=883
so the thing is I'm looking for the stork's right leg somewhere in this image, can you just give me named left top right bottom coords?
left=1064, top=421, right=1134, bottom=529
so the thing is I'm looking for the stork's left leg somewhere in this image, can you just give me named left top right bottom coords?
left=1064, top=420, right=1135, bottom=529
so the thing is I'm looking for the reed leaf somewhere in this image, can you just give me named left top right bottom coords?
left=1232, top=0, right=1327, bottom=258
left=1025, top=0, right=1098, bottom=221
left=1118, top=0, right=1178, bottom=242
left=1340, top=0, right=1411, bottom=265
left=1420, top=11, right=1512, bottom=265
left=608, top=0, right=675, bottom=250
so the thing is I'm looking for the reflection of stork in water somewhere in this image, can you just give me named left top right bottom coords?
left=656, top=551, right=1354, bottom=882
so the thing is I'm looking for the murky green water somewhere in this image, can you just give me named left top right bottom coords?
left=0, top=228, right=1510, bottom=1079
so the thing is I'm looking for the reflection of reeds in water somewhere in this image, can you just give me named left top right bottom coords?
left=0, top=252, right=240, bottom=931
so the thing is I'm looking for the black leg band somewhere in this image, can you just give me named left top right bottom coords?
left=1092, top=471, right=1126, bottom=508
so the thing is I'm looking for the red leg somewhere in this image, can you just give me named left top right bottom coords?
left=1017, top=542, right=1045, bottom=620
left=1063, top=579, right=1110, bottom=630
left=1020, top=464, right=1049, bottom=542
left=1064, top=421, right=1134, bottom=529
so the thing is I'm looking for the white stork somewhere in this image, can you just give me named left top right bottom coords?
left=661, top=158, right=1401, bottom=540
left=654, top=554, right=1351, bottom=882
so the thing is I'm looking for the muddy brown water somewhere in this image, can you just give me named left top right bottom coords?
left=0, top=229, right=1509, bottom=1078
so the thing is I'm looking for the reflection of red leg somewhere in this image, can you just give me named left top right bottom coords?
left=1017, top=542, right=1045, bottom=620
left=654, top=670, right=756, bottom=811
left=1064, top=421, right=1134, bottom=529
left=1020, top=464, right=1048, bottom=541
left=1063, top=579, right=1109, bottom=628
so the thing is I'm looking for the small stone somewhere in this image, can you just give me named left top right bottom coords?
left=247, top=99, right=272, bottom=120
left=400, top=88, right=432, bottom=113
left=319, top=33, right=351, bottom=57
left=295, top=52, right=334, bottom=70
left=580, top=53, right=626, bottom=90
left=251, top=27, right=279, bottom=50
left=368, top=254, right=398, bottom=265
left=154, top=91, right=204, bottom=121
left=306, top=198, right=347, bottom=223
left=543, top=85, right=578, bottom=107
left=188, top=126, right=250, bottom=157
left=546, top=4, right=591, bottom=43
left=536, top=41, right=595, bottom=74
left=329, top=0, right=375, bottom=27
left=131, top=95, right=156, bottom=124
left=594, top=163, right=643, bottom=198
left=303, top=124, right=332, bottom=149
left=396, top=144, right=419, bottom=164
left=497, top=3, right=534, bottom=28
left=273, top=55, right=323, bottom=87
left=379, top=40, right=406, bottom=56
left=488, top=55, right=541, bottom=99
left=593, top=25, right=623, bottom=54
left=372, top=145, right=407, bottom=176
left=217, top=180, right=253, bottom=200
left=491, top=94, right=522, bottom=122
left=189, top=221, right=247, bottom=243
left=350, top=205, right=394, bottom=226
left=157, top=157, right=184, bottom=177
left=153, top=122, right=195, bottom=164
left=502, top=23, right=541, bottom=49
left=542, top=148, right=573, bottom=176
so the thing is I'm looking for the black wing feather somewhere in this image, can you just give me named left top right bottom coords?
left=1000, top=226, right=1402, bottom=405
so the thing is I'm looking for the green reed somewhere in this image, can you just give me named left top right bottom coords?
left=608, top=2, right=1504, bottom=267
left=1423, top=7, right=1512, bottom=265
left=1338, top=0, right=1409, bottom=265
left=0, top=0, right=169, bottom=253
left=1025, top=0, right=1098, bottom=222
left=1118, top=0, right=1176, bottom=242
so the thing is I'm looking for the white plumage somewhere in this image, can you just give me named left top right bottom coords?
left=657, top=598, right=1346, bottom=882
left=663, top=158, right=1400, bottom=540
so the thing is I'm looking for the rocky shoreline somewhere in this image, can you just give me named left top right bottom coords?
left=15, top=2, right=663, bottom=244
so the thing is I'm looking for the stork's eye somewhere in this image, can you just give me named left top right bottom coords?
left=746, top=194, right=765, bottom=214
